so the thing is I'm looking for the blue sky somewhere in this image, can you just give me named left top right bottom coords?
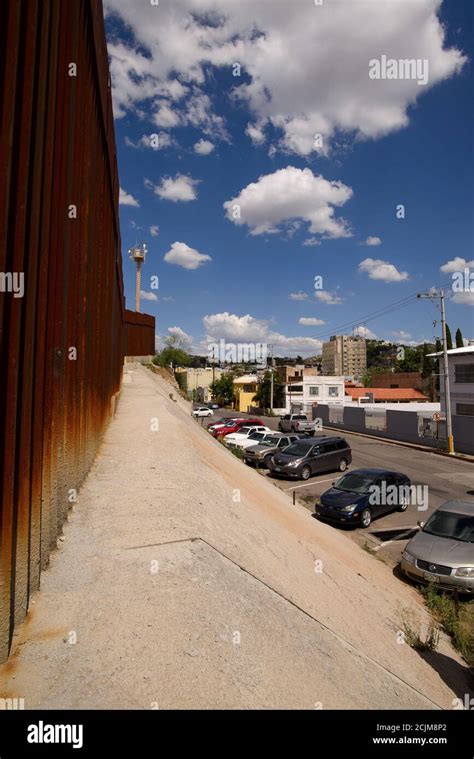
left=104, top=0, right=473, bottom=357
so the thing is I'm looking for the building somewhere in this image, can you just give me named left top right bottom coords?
left=371, top=371, right=424, bottom=391
left=175, top=367, right=223, bottom=401
left=322, top=335, right=367, bottom=379
left=427, top=346, right=474, bottom=418
left=233, top=375, right=259, bottom=412
left=284, top=374, right=345, bottom=412
left=344, top=387, right=429, bottom=404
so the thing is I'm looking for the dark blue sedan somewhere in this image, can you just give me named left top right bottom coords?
left=314, top=468, right=411, bottom=528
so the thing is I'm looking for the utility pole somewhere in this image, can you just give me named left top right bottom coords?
left=269, top=344, right=274, bottom=412
left=417, top=289, right=454, bottom=454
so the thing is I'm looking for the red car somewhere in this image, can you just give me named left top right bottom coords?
left=213, top=418, right=264, bottom=438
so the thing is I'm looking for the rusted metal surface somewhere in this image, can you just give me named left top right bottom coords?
left=124, top=310, right=156, bottom=357
left=0, top=0, right=155, bottom=661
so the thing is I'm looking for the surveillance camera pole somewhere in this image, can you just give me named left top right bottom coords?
left=417, top=289, right=454, bottom=454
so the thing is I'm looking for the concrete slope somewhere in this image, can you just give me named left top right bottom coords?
left=0, top=365, right=463, bottom=709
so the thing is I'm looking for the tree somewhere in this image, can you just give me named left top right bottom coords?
left=252, top=370, right=284, bottom=409
left=209, top=373, right=235, bottom=406
left=153, top=346, right=191, bottom=368
left=445, top=324, right=453, bottom=351
left=455, top=327, right=464, bottom=348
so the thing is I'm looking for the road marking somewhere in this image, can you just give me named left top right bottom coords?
left=287, top=478, right=334, bottom=491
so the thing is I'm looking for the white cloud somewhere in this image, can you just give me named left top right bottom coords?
left=298, top=318, right=326, bottom=326
left=194, top=139, right=215, bottom=155
left=359, top=257, right=409, bottom=282
left=150, top=225, right=159, bottom=237
left=353, top=325, right=377, bottom=339
left=105, top=0, right=465, bottom=156
left=451, top=292, right=474, bottom=306
left=363, top=236, right=382, bottom=246
left=289, top=291, right=308, bottom=301
left=245, top=122, right=266, bottom=145
left=140, top=290, right=158, bottom=302
left=440, top=257, right=474, bottom=273
left=119, top=187, right=139, bottom=206
left=303, top=237, right=321, bottom=247
left=164, top=241, right=211, bottom=269
left=125, top=132, right=174, bottom=150
left=392, top=330, right=411, bottom=340
left=203, top=311, right=322, bottom=357
left=315, top=291, right=342, bottom=305
left=153, top=174, right=199, bottom=202
left=168, top=326, right=192, bottom=347
left=224, top=166, right=352, bottom=239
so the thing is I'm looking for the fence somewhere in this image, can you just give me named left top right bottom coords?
left=313, top=405, right=473, bottom=455
left=0, top=0, right=154, bottom=661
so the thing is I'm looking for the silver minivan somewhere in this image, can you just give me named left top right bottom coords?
left=401, top=500, right=474, bottom=594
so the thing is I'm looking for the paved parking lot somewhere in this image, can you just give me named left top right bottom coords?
left=206, top=408, right=474, bottom=566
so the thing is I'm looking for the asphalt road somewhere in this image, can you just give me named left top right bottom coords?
left=202, top=407, right=474, bottom=564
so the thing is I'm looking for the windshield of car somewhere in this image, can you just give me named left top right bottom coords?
left=260, top=436, right=282, bottom=446
left=283, top=442, right=312, bottom=457
left=238, top=427, right=252, bottom=435
left=248, top=432, right=265, bottom=441
left=333, top=473, right=375, bottom=494
left=423, top=511, right=474, bottom=543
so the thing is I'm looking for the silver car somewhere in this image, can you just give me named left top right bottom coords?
left=401, top=500, right=474, bottom=594
left=244, top=433, right=301, bottom=468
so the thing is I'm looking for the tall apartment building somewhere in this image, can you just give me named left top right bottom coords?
left=322, top=335, right=367, bottom=379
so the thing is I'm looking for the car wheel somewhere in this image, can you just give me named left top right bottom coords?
left=338, top=458, right=348, bottom=472
left=398, top=497, right=409, bottom=512
left=308, top=430, right=315, bottom=437
left=291, top=426, right=296, bottom=433
left=360, top=508, right=372, bottom=528
left=301, top=466, right=311, bottom=480
left=278, top=423, right=282, bottom=431
left=263, top=454, right=273, bottom=468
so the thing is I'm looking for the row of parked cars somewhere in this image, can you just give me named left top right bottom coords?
left=197, top=412, right=474, bottom=595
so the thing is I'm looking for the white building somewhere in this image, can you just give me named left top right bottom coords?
left=427, top=346, right=474, bottom=418
left=284, top=374, right=345, bottom=413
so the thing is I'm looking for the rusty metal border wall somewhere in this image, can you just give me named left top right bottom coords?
left=0, top=0, right=155, bottom=660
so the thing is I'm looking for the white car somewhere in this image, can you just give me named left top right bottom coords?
left=232, top=430, right=278, bottom=451
left=224, top=426, right=271, bottom=449
left=192, top=406, right=213, bottom=418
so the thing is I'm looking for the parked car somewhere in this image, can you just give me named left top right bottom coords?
left=192, top=406, right=213, bottom=418
left=213, top=418, right=263, bottom=439
left=210, top=403, right=219, bottom=409
left=244, top=433, right=301, bottom=468
left=207, top=417, right=237, bottom=432
left=400, top=500, right=474, bottom=594
left=314, top=468, right=411, bottom=528
left=224, top=426, right=272, bottom=449
left=278, top=413, right=319, bottom=435
left=267, top=436, right=351, bottom=480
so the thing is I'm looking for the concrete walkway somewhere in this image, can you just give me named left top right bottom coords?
left=0, top=366, right=468, bottom=709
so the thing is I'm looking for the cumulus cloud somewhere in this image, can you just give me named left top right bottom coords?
left=105, top=0, right=465, bottom=156
left=440, top=257, right=474, bottom=273
left=163, top=241, right=212, bottom=269
left=224, top=166, right=352, bottom=239
left=298, top=318, right=326, bottom=326
left=289, top=291, right=308, bottom=301
left=451, top=292, right=474, bottom=306
left=152, top=174, right=199, bottom=202
left=119, top=187, right=139, bottom=206
left=315, top=291, right=342, bottom=305
left=149, top=225, right=159, bottom=237
left=203, top=311, right=322, bottom=357
left=392, top=330, right=411, bottom=340
left=353, top=325, right=377, bottom=339
left=140, top=290, right=158, bottom=302
left=125, top=132, right=174, bottom=150
left=363, top=236, right=382, bottom=246
left=359, top=258, right=409, bottom=282
left=303, top=237, right=322, bottom=247
left=194, top=139, right=215, bottom=155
